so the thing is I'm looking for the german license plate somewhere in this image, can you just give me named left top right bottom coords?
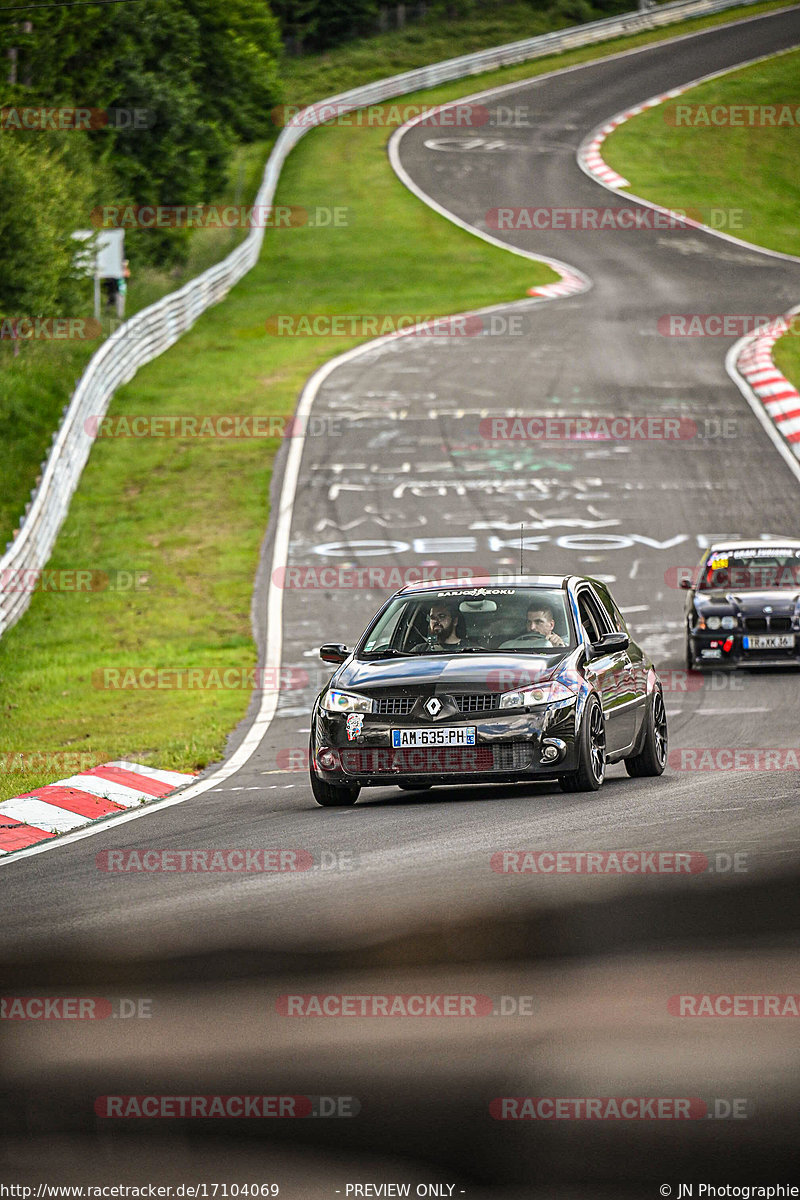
left=743, top=634, right=795, bottom=650
left=392, top=726, right=476, bottom=748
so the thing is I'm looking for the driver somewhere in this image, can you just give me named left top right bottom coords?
left=524, top=604, right=566, bottom=647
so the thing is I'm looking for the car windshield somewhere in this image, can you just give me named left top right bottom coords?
left=699, top=549, right=800, bottom=591
left=358, top=587, right=575, bottom=656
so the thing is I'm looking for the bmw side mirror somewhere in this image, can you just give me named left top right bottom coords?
left=679, top=579, right=693, bottom=590
left=320, top=643, right=349, bottom=664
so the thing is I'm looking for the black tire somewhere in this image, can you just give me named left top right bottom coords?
left=397, top=782, right=432, bottom=791
left=684, top=636, right=694, bottom=670
left=309, top=759, right=360, bottom=807
left=624, top=686, right=668, bottom=778
left=559, top=695, right=605, bottom=793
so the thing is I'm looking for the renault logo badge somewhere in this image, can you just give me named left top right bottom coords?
left=425, top=697, right=442, bottom=717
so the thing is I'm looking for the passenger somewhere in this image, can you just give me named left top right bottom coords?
left=413, top=601, right=480, bottom=652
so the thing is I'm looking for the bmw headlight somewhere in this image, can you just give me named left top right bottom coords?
left=706, top=616, right=722, bottom=630
left=499, top=681, right=576, bottom=710
left=321, top=689, right=373, bottom=714
left=721, top=616, right=737, bottom=630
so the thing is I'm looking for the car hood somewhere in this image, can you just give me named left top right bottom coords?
left=336, top=652, right=566, bottom=691
left=696, top=589, right=800, bottom=613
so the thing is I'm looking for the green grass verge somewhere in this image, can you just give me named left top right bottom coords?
left=602, top=46, right=800, bottom=257
left=601, top=43, right=800, bottom=403
left=0, top=0, right=792, bottom=803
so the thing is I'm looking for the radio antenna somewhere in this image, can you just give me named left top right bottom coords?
left=519, top=524, right=524, bottom=575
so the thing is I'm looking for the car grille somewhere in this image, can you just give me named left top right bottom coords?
left=372, top=693, right=500, bottom=716
left=453, top=693, right=501, bottom=713
left=373, top=696, right=416, bottom=716
left=340, top=743, right=532, bottom=776
left=743, top=616, right=793, bottom=634
left=768, top=616, right=793, bottom=633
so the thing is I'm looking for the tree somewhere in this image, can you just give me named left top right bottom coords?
left=0, top=135, right=100, bottom=350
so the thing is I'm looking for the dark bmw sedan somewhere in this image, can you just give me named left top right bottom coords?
left=309, top=575, right=667, bottom=806
left=682, top=539, right=800, bottom=669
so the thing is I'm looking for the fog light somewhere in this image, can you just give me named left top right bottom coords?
left=540, top=738, right=566, bottom=764
left=317, top=748, right=337, bottom=771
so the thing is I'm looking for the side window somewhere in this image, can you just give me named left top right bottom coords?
left=576, top=589, right=612, bottom=644
left=592, top=582, right=628, bottom=634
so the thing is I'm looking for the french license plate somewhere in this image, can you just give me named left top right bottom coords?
left=743, top=634, right=795, bottom=650
left=392, top=726, right=476, bottom=748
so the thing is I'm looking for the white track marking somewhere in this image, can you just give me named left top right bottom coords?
left=109, top=761, right=196, bottom=787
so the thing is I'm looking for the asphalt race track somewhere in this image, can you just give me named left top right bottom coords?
left=3, top=8, right=800, bottom=1194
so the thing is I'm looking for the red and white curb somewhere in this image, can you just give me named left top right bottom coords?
left=527, top=268, right=588, bottom=300
left=0, top=761, right=197, bottom=854
left=576, top=48, right=800, bottom=260
left=578, top=87, right=687, bottom=191
left=732, top=315, right=800, bottom=461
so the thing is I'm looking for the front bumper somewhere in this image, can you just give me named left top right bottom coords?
left=690, top=628, right=800, bottom=668
left=312, top=704, right=579, bottom=787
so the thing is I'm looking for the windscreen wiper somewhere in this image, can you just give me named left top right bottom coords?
left=359, top=648, right=418, bottom=660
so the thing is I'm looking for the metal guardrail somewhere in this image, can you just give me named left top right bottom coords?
left=0, top=0, right=764, bottom=636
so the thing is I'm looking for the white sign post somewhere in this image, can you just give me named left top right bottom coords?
left=72, top=228, right=125, bottom=319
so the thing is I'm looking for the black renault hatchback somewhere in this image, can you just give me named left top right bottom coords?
left=309, top=575, right=667, bottom=806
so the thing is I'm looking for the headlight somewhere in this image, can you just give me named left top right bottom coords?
left=721, top=616, right=737, bottom=630
left=499, top=681, right=576, bottom=709
left=706, top=616, right=721, bottom=630
left=321, top=689, right=373, bottom=714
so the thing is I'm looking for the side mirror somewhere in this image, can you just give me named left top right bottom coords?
left=679, top=579, right=693, bottom=590
left=320, top=643, right=349, bottom=664
left=587, top=631, right=629, bottom=659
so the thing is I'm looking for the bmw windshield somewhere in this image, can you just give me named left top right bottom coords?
left=699, top=549, right=800, bottom=591
left=358, top=587, right=576, bottom=657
